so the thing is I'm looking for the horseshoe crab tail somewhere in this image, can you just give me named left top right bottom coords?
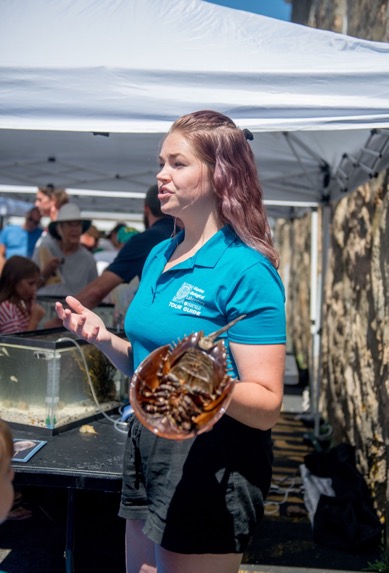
left=200, top=315, right=246, bottom=350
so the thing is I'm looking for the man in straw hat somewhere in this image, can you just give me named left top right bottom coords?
left=33, top=203, right=98, bottom=296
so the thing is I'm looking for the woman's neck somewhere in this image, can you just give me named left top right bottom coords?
left=164, top=212, right=222, bottom=271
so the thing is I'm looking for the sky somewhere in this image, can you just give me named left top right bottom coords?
left=205, top=0, right=292, bottom=21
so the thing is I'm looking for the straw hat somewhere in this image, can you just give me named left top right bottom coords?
left=48, top=203, right=91, bottom=239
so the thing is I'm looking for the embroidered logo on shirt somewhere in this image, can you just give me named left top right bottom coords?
left=169, top=282, right=205, bottom=316
left=173, top=282, right=194, bottom=302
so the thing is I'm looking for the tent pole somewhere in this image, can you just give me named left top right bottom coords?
left=309, top=208, right=320, bottom=436
left=311, top=204, right=331, bottom=438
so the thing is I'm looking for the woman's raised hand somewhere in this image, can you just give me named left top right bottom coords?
left=55, top=295, right=111, bottom=346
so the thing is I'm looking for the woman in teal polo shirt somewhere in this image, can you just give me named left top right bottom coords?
left=56, top=110, right=286, bottom=573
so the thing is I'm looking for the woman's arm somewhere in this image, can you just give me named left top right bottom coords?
left=226, top=342, right=285, bottom=431
left=55, top=295, right=133, bottom=376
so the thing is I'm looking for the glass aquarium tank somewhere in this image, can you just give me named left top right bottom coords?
left=0, top=328, right=131, bottom=434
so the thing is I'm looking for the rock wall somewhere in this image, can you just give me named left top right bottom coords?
left=307, top=0, right=389, bottom=41
left=278, top=0, right=389, bottom=518
left=321, top=175, right=389, bottom=516
left=276, top=214, right=314, bottom=376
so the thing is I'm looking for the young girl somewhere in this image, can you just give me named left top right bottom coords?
left=0, top=256, right=45, bottom=521
left=0, top=255, right=45, bottom=334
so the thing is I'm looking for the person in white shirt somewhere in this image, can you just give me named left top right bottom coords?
left=33, top=203, right=98, bottom=296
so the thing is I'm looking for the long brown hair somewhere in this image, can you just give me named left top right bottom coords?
left=38, top=185, right=69, bottom=209
left=0, top=256, right=40, bottom=314
left=169, top=110, right=279, bottom=268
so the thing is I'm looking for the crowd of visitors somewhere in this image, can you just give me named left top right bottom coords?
left=0, top=183, right=174, bottom=527
left=0, top=184, right=160, bottom=327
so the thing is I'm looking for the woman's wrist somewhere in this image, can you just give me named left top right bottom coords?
left=94, top=330, right=113, bottom=352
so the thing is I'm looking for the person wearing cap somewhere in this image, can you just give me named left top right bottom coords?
left=107, top=222, right=127, bottom=250
left=116, top=226, right=139, bottom=248
left=43, top=185, right=175, bottom=327
left=33, top=203, right=98, bottom=296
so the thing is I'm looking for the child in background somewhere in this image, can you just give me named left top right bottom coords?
left=0, top=255, right=45, bottom=334
left=0, top=419, right=15, bottom=524
left=0, top=256, right=45, bottom=520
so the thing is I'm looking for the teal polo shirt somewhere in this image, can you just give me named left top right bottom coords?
left=125, top=226, right=286, bottom=378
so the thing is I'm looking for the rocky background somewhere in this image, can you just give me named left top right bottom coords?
left=278, top=0, right=389, bottom=521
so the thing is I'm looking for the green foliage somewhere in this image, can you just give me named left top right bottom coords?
left=363, top=548, right=389, bottom=573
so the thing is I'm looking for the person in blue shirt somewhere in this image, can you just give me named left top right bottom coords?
left=0, top=207, right=43, bottom=273
left=55, top=110, right=286, bottom=573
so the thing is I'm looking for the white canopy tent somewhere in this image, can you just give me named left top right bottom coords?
left=1, top=0, right=389, bottom=430
left=0, top=0, right=389, bottom=219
